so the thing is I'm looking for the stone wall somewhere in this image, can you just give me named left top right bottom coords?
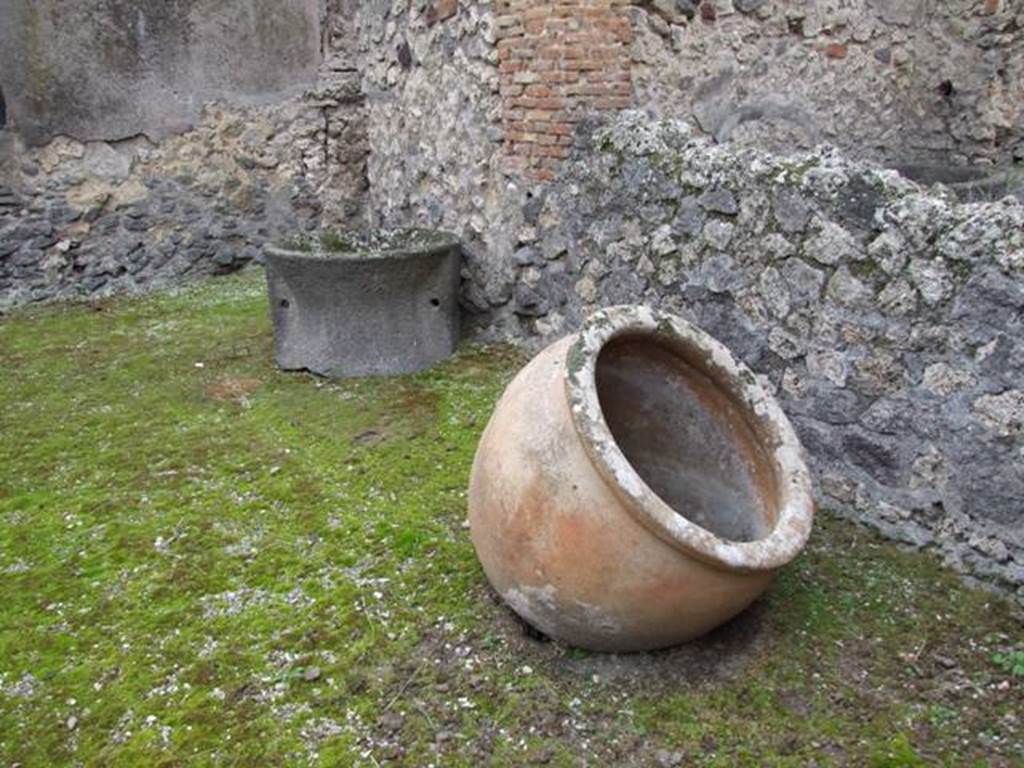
left=349, top=0, right=529, bottom=337
left=0, top=0, right=323, bottom=146
left=353, top=0, right=501, bottom=230
left=475, top=112, right=1024, bottom=598
left=0, top=2, right=368, bottom=307
left=628, top=0, right=1024, bottom=168
left=5, top=0, right=1021, bottom=309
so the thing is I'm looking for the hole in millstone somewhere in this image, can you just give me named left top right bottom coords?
left=279, top=298, right=290, bottom=309
left=429, top=298, right=440, bottom=307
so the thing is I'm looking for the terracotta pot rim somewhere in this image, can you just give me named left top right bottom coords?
left=564, top=305, right=815, bottom=573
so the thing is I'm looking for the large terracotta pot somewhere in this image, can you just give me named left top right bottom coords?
left=468, top=306, right=815, bottom=652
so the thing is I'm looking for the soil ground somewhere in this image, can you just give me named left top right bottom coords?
left=1, top=270, right=1021, bottom=766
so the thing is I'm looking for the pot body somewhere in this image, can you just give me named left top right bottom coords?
left=264, top=235, right=460, bottom=377
left=469, top=336, right=778, bottom=652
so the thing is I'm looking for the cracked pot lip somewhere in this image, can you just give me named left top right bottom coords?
left=564, top=305, right=815, bottom=574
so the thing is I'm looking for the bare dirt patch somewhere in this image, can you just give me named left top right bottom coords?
left=204, top=376, right=263, bottom=403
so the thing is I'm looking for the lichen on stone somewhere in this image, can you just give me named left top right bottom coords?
left=280, top=228, right=457, bottom=259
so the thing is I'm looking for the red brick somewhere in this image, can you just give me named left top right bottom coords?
left=822, top=42, right=848, bottom=59
left=498, top=0, right=633, bottom=181
left=524, top=83, right=556, bottom=98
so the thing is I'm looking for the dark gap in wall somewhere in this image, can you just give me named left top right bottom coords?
left=397, top=42, right=412, bottom=70
left=0, top=85, right=6, bottom=129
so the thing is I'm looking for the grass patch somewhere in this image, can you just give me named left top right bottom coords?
left=1, top=269, right=1021, bottom=766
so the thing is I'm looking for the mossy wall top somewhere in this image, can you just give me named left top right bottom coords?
left=0, top=0, right=322, bottom=145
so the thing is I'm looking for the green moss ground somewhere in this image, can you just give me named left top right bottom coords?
left=0, top=270, right=1021, bottom=767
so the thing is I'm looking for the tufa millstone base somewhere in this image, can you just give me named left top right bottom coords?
left=264, top=229, right=461, bottom=377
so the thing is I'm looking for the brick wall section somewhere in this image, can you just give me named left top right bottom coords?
left=496, top=0, right=634, bottom=182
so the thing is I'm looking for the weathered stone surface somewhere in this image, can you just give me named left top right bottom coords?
left=354, top=0, right=502, bottom=342
left=0, top=0, right=323, bottom=145
left=972, top=390, right=1024, bottom=439
left=629, top=0, right=1023, bottom=169
left=0, top=10, right=367, bottom=307
left=697, top=188, right=739, bottom=215
left=773, top=189, right=812, bottom=233
left=461, top=112, right=1024, bottom=600
left=735, top=0, right=767, bottom=12
left=265, top=230, right=461, bottom=377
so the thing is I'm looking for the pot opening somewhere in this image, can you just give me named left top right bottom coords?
left=595, top=333, right=779, bottom=543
